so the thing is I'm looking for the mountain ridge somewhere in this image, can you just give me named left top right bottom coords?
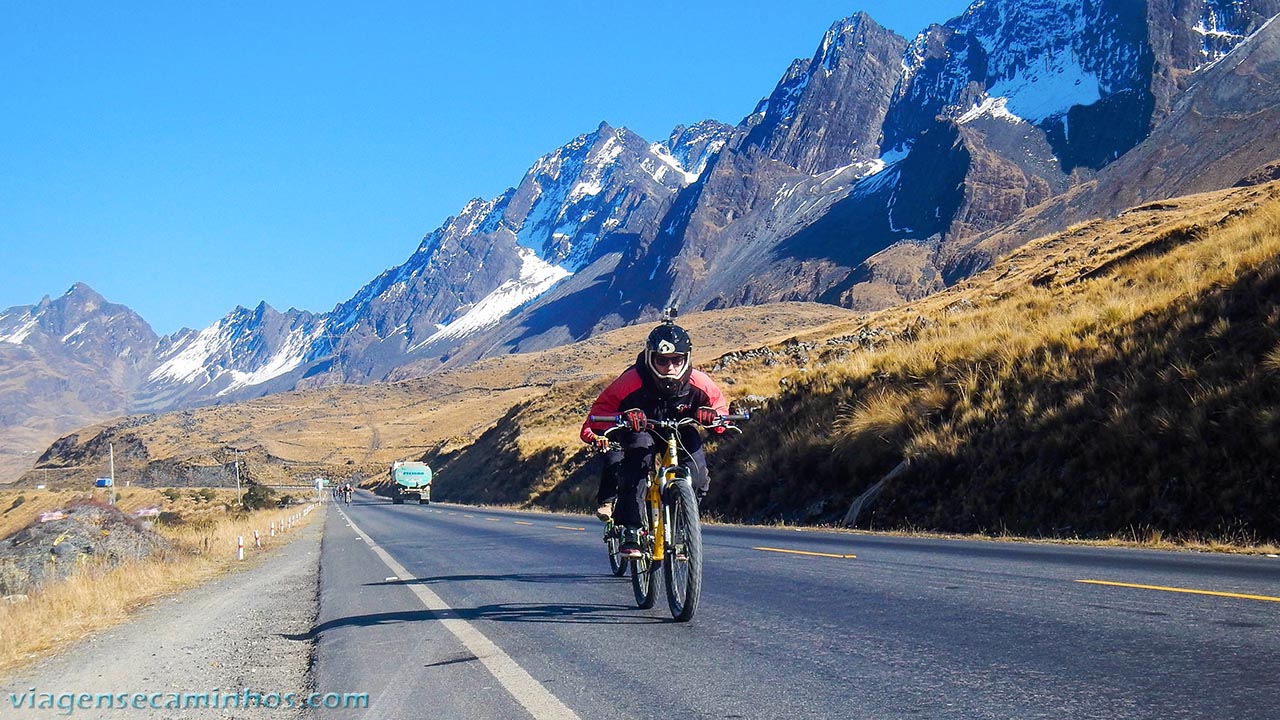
left=4, top=0, right=1280, bottom=484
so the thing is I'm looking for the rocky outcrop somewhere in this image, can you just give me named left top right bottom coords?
left=0, top=501, right=173, bottom=595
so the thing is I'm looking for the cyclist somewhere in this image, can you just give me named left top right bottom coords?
left=580, top=315, right=728, bottom=558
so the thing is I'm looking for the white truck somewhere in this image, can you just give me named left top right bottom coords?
left=389, top=461, right=432, bottom=504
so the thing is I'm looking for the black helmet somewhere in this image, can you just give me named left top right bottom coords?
left=643, top=323, right=692, bottom=395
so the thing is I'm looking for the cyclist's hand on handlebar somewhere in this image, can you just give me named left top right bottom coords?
left=622, top=408, right=646, bottom=432
left=585, top=431, right=611, bottom=451
left=695, top=406, right=719, bottom=426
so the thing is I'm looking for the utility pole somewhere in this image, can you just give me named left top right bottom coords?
left=109, top=443, right=115, bottom=506
left=234, top=455, right=242, bottom=509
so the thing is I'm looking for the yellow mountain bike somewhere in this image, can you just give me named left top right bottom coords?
left=591, top=412, right=747, bottom=622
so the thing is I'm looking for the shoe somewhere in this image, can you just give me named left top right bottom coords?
left=619, top=527, right=643, bottom=558
left=595, top=503, right=613, bottom=522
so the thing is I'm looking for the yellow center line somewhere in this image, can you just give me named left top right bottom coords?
left=556, top=526, right=586, bottom=532
left=514, top=521, right=533, bottom=526
left=754, top=546, right=856, bottom=559
left=1077, top=579, right=1280, bottom=603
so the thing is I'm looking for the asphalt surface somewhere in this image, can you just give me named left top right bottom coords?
left=310, top=491, right=1280, bottom=719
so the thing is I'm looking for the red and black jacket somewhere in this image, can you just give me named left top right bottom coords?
left=580, top=354, right=728, bottom=443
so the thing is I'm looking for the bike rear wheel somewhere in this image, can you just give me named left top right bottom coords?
left=605, top=525, right=627, bottom=577
left=631, top=519, right=658, bottom=609
left=663, top=480, right=702, bottom=622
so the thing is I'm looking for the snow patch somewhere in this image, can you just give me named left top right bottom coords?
left=649, top=255, right=664, bottom=281
left=412, top=249, right=571, bottom=348
left=851, top=163, right=901, bottom=199
left=149, top=326, right=225, bottom=384
left=217, top=326, right=325, bottom=395
left=567, top=135, right=624, bottom=203
left=878, top=146, right=909, bottom=166
left=60, top=322, right=90, bottom=343
left=957, top=95, right=1028, bottom=125
left=648, top=143, right=699, bottom=184
left=987, top=44, right=1102, bottom=122
left=1, top=314, right=38, bottom=345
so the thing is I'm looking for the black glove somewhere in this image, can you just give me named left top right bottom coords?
left=622, top=408, right=646, bottom=432
left=695, top=406, right=718, bottom=426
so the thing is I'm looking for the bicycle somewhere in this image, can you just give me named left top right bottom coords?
left=590, top=412, right=747, bottom=621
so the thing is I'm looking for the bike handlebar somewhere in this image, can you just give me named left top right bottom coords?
left=588, top=411, right=750, bottom=427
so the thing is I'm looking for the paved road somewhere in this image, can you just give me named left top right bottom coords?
left=310, top=491, right=1280, bottom=719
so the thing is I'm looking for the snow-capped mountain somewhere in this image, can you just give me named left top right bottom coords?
left=0, top=283, right=158, bottom=373
left=137, top=302, right=325, bottom=410
left=0, top=284, right=164, bottom=481
left=443, top=0, right=1276, bottom=346
left=6, top=0, right=1280, bottom=480
left=301, top=120, right=730, bottom=384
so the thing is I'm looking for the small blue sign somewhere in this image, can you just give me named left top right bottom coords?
left=95, top=477, right=113, bottom=487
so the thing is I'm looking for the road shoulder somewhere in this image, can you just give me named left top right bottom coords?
left=1, top=508, right=324, bottom=719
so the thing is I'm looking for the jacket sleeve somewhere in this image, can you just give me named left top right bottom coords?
left=689, top=369, right=729, bottom=416
left=579, top=369, right=643, bottom=443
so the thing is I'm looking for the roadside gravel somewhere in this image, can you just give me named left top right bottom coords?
left=0, top=507, right=324, bottom=720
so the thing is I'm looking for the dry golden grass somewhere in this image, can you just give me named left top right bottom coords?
left=710, top=182, right=1280, bottom=542
left=0, top=490, right=318, bottom=675
left=0, top=487, right=220, bottom=539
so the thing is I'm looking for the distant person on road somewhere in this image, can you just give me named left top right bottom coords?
left=579, top=313, right=728, bottom=558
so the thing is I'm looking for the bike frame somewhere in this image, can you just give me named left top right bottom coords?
left=646, top=426, right=692, bottom=563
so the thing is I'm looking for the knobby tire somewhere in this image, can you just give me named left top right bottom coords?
left=663, top=480, right=702, bottom=622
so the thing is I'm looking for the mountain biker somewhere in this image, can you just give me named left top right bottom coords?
left=579, top=315, right=728, bottom=558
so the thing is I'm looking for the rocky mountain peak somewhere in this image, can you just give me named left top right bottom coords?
left=739, top=12, right=908, bottom=174
left=1, top=283, right=158, bottom=368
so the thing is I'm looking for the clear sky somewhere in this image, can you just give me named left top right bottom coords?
left=2, top=1, right=972, bottom=335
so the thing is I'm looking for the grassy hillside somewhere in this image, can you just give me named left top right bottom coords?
left=431, top=180, right=1280, bottom=544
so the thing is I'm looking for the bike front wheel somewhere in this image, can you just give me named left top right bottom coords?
left=663, top=480, right=703, bottom=622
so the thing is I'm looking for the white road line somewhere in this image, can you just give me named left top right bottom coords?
left=336, top=506, right=580, bottom=720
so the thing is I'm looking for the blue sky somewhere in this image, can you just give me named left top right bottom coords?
left=2, top=1, right=971, bottom=335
